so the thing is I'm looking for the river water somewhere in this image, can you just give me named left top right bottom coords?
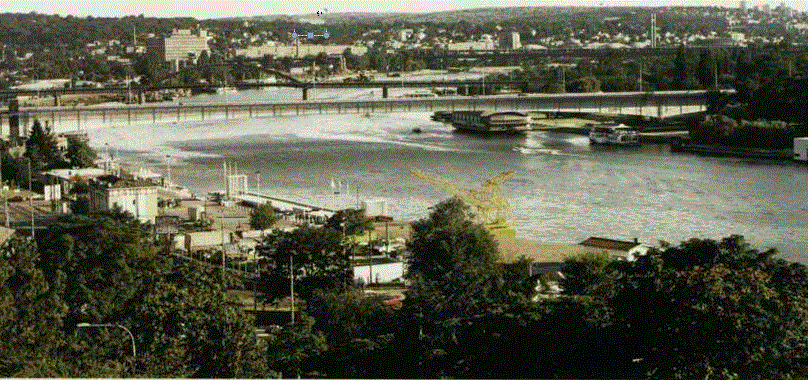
left=85, top=81, right=808, bottom=263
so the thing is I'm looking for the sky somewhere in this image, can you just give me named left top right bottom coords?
left=1, top=0, right=804, bottom=19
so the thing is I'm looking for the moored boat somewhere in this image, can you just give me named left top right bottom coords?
left=588, top=123, right=639, bottom=145
left=450, top=111, right=531, bottom=134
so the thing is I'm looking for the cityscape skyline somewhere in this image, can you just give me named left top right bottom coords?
left=2, top=0, right=805, bottom=19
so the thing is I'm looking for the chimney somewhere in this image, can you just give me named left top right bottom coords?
left=633, top=237, right=639, bottom=244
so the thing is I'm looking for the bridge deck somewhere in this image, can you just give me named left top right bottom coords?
left=0, top=91, right=720, bottom=132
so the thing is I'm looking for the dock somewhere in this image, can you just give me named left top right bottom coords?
left=234, top=191, right=335, bottom=213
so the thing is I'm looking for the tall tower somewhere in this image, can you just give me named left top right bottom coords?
left=651, top=13, right=657, bottom=48
left=740, top=0, right=747, bottom=12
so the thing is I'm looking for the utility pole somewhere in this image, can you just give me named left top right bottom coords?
left=713, top=60, right=719, bottom=89
left=221, top=222, right=225, bottom=276
left=0, top=153, right=6, bottom=228
left=638, top=62, right=643, bottom=92
left=165, top=155, right=171, bottom=187
left=385, top=220, right=389, bottom=259
left=368, top=229, right=373, bottom=287
left=289, top=251, right=295, bottom=325
left=27, top=158, right=34, bottom=240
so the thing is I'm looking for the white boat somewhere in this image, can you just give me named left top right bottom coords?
left=588, top=123, right=639, bottom=145
left=402, top=90, right=438, bottom=98
left=216, top=86, right=238, bottom=94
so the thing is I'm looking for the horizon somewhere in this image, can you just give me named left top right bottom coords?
left=2, top=0, right=805, bottom=19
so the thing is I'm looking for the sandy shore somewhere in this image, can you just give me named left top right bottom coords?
left=365, top=221, right=588, bottom=263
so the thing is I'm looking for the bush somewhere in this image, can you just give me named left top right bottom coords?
left=690, top=115, right=796, bottom=149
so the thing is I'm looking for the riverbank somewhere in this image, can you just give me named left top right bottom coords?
left=671, top=142, right=794, bottom=160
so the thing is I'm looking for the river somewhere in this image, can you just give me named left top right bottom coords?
left=84, top=81, right=808, bottom=263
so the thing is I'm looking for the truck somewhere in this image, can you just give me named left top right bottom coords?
left=184, top=231, right=231, bottom=252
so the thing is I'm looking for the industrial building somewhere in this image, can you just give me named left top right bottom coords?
left=235, top=43, right=367, bottom=59
left=89, top=176, right=158, bottom=224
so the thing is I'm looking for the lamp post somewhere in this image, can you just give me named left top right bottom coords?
left=26, top=157, right=34, bottom=240
left=165, top=155, right=171, bottom=188
left=289, top=249, right=296, bottom=325
left=76, top=323, right=137, bottom=359
left=0, top=153, right=6, bottom=228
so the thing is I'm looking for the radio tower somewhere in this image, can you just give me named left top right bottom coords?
left=651, top=13, right=657, bottom=48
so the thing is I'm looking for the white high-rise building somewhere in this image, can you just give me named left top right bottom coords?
left=147, top=28, right=210, bottom=63
left=502, top=31, right=521, bottom=50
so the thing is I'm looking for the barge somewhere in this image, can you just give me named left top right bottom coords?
left=450, top=111, right=531, bottom=133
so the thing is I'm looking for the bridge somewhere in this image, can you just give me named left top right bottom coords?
left=408, top=45, right=806, bottom=59
left=0, top=79, right=530, bottom=102
left=0, top=90, right=725, bottom=133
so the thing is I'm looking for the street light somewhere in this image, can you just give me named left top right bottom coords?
left=0, top=153, right=7, bottom=228
left=25, top=157, right=34, bottom=240
left=76, top=323, right=137, bottom=358
left=289, top=249, right=296, bottom=325
left=165, top=154, right=172, bottom=188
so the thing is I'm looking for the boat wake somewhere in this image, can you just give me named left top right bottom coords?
left=514, top=146, right=585, bottom=158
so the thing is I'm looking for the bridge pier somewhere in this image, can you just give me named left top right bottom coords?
left=382, top=86, right=388, bottom=99
left=53, top=94, right=60, bottom=107
left=8, top=97, right=19, bottom=140
left=137, top=91, right=145, bottom=104
left=302, top=87, right=308, bottom=100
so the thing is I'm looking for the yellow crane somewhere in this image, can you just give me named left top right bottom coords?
left=410, top=169, right=515, bottom=236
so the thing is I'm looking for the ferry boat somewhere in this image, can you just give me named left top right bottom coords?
left=588, top=123, right=640, bottom=145
left=431, top=111, right=452, bottom=123
left=450, top=111, right=531, bottom=133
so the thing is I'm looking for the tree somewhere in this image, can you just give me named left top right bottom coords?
left=33, top=210, right=269, bottom=377
left=66, top=139, right=97, bottom=168
left=0, top=236, right=67, bottom=376
left=560, top=251, right=622, bottom=298
left=406, top=197, right=499, bottom=293
left=132, top=262, right=269, bottom=378
left=324, top=208, right=373, bottom=237
left=400, top=198, right=503, bottom=376
left=249, top=203, right=277, bottom=230
left=265, top=315, right=326, bottom=378
left=559, top=235, right=808, bottom=379
left=304, top=289, right=398, bottom=378
left=25, top=119, right=59, bottom=169
left=257, top=225, right=349, bottom=303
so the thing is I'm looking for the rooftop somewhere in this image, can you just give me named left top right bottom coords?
left=44, top=168, right=107, bottom=181
left=579, top=237, right=642, bottom=252
left=91, top=175, right=158, bottom=189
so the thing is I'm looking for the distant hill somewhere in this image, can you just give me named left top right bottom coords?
left=235, top=7, right=611, bottom=25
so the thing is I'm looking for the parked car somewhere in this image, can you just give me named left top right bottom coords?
left=8, top=195, right=26, bottom=202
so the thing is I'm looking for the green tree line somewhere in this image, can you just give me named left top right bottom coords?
left=3, top=198, right=808, bottom=378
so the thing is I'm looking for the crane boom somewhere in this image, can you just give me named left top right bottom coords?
left=410, top=168, right=516, bottom=236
